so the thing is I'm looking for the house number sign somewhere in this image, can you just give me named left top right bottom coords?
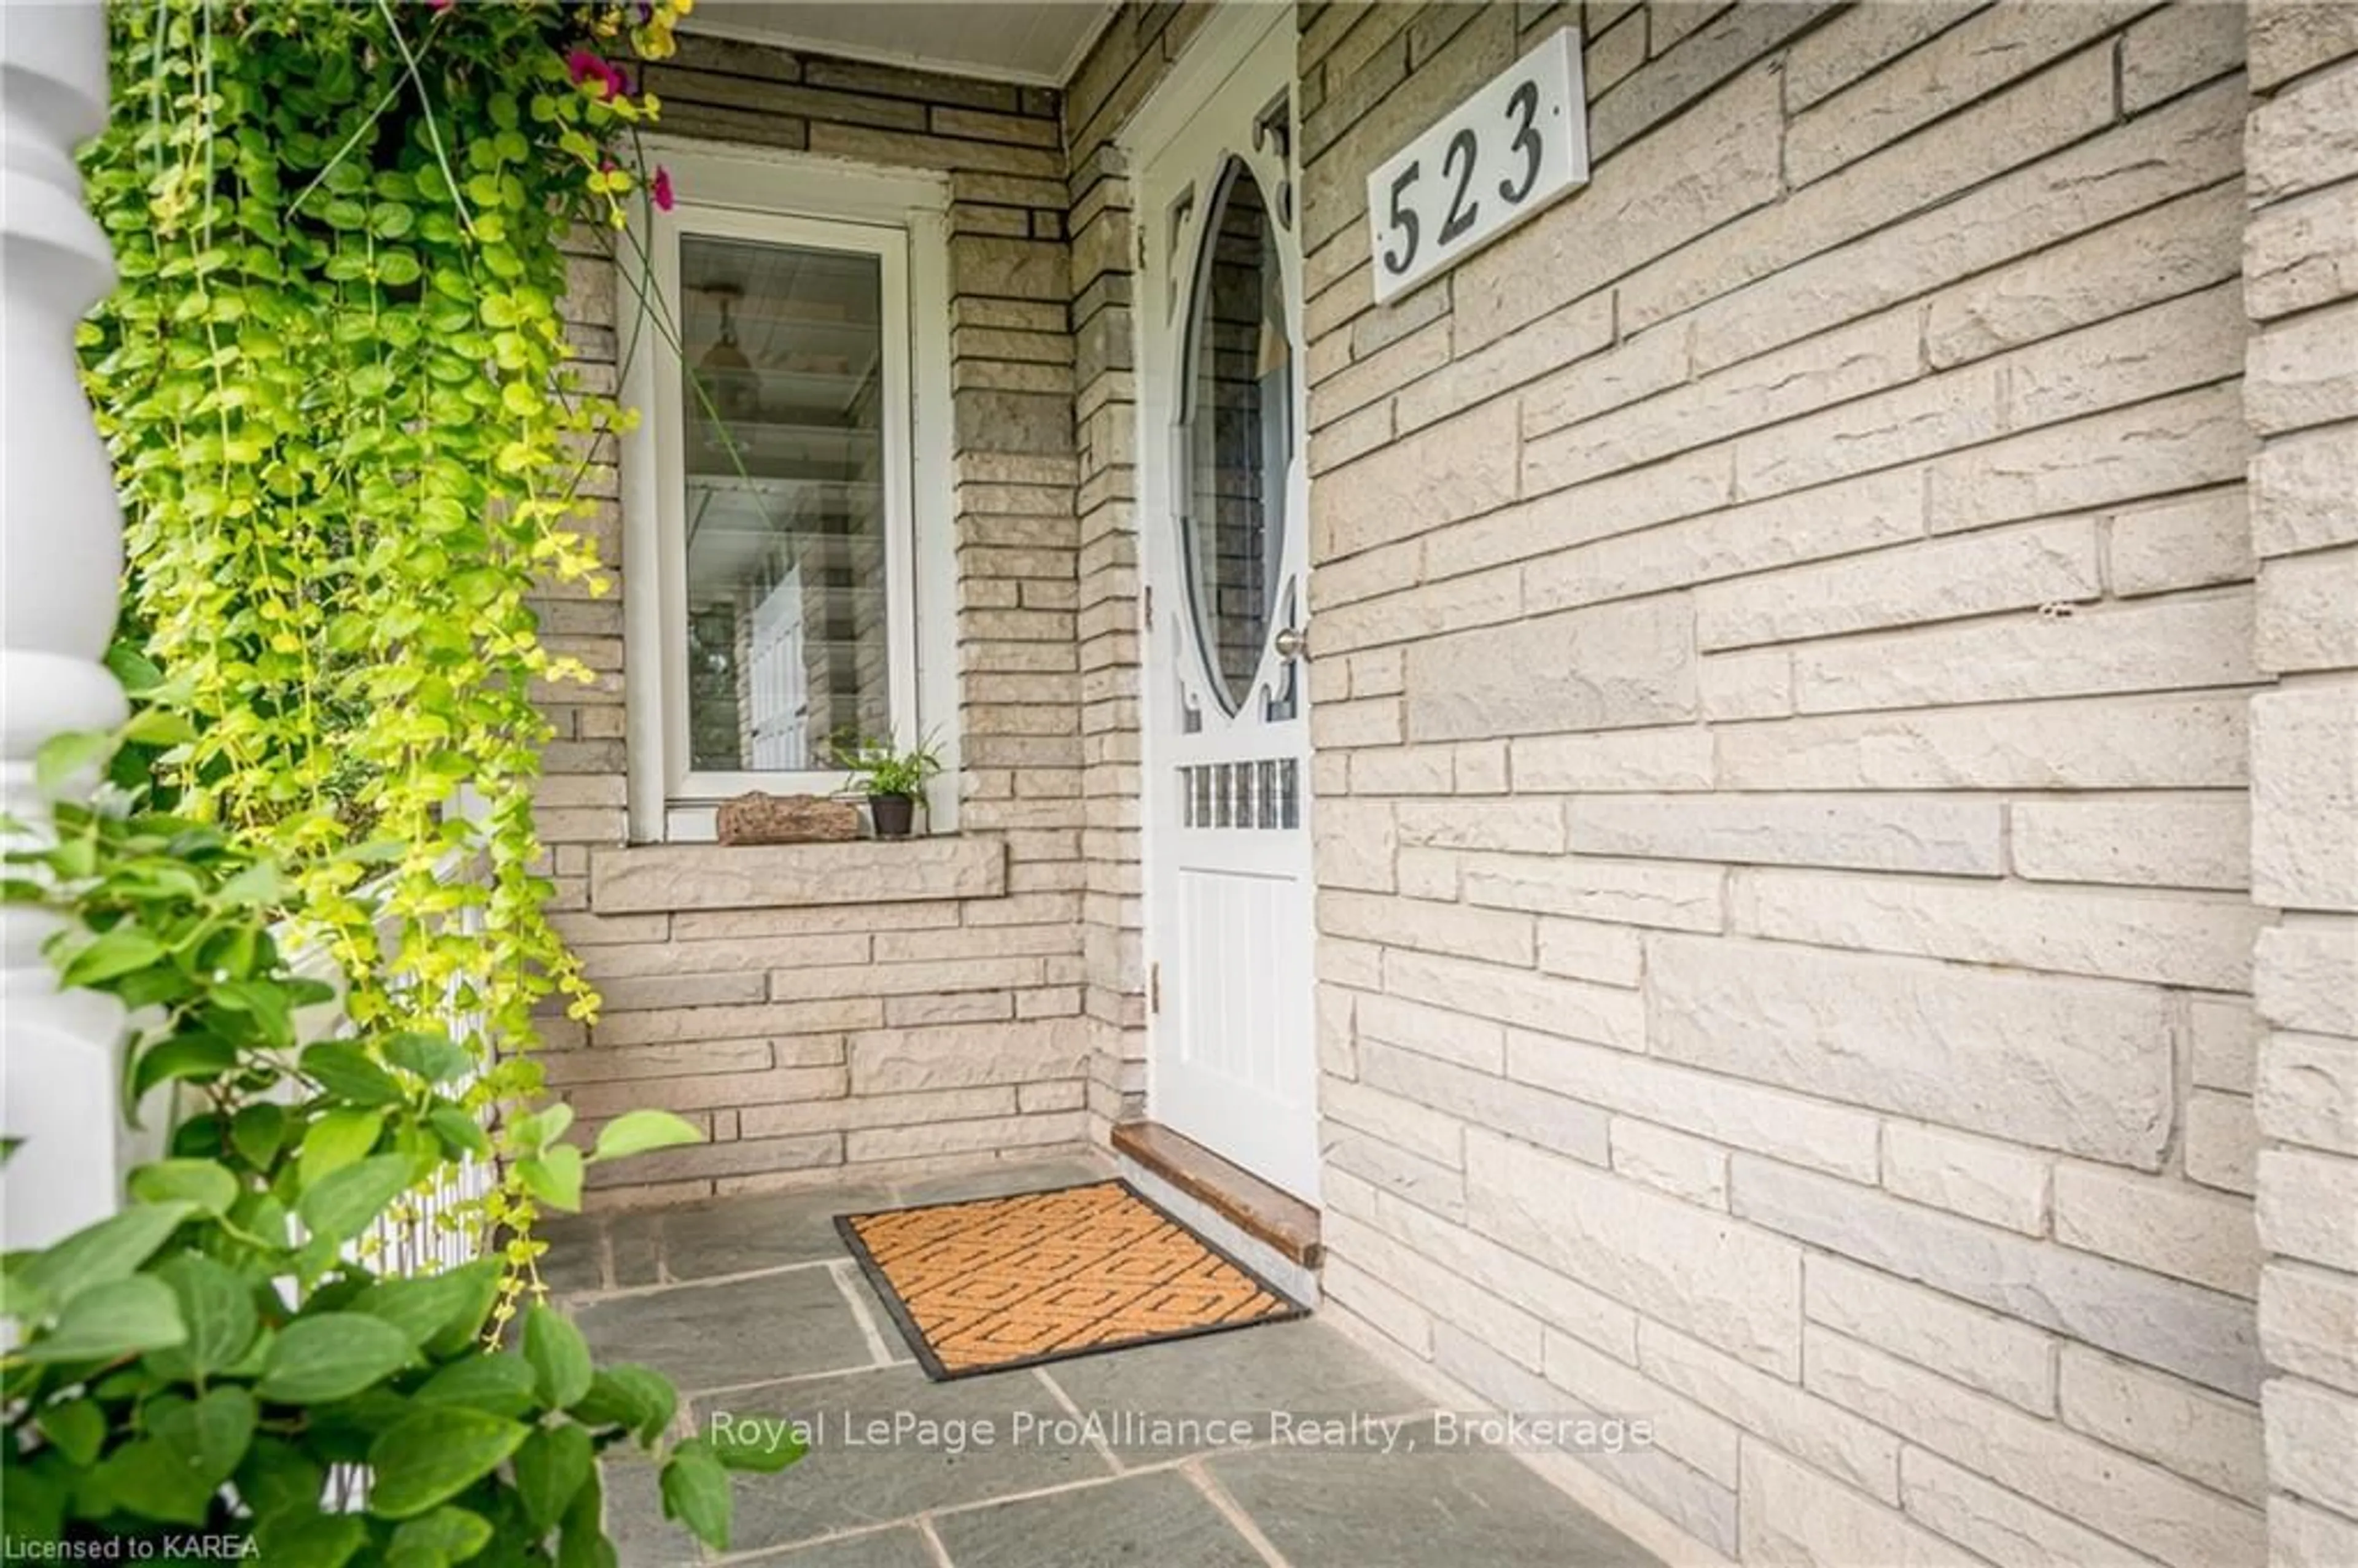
left=1365, top=28, right=1590, bottom=305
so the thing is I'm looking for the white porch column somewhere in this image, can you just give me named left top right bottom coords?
left=0, top=1, right=131, bottom=1252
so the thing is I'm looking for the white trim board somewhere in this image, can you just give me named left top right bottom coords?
left=630, top=134, right=951, bottom=223
left=675, top=2, right=1121, bottom=90
left=1118, top=2, right=1292, bottom=158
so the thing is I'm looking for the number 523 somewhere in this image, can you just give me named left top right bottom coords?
left=1365, top=29, right=1589, bottom=303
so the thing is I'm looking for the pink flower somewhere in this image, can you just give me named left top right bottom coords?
left=566, top=48, right=628, bottom=101
left=652, top=166, right=674, bottom=212
left=427, top=0, right=453, bottom=10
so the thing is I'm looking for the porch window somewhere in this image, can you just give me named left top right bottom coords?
left=677, top=225, right=906, bottom=778
left=620, top=149, right=955, bottom=842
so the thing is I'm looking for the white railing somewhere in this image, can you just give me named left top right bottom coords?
left=285, top=849, right=499, bottom=1283
left=354, top=916, right=499, bottom=1281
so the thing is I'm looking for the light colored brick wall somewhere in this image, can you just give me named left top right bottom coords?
left=535, top=39, right=1096, bottom=1205
left=524, top=9, right=2357, bottom=1542
left=1062, top=9, right=1195, bottom=1136
left=1299, top=3, right=2278, bottom=1561
left=2243, top=4, right=2358, bottom=1561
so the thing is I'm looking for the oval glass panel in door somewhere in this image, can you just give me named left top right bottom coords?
left=1179, top=158, right=1294, bottom=715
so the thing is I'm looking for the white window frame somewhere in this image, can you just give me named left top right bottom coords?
left=618, top=140, right=957, bottom=842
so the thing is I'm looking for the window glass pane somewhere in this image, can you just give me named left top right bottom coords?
left=1178, top=159, right=1292, bottom=716
left=680, top=234, right=889, bottom=773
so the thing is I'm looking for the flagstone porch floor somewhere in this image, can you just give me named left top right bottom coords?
left=542, top=1155, right=1665, bottom=1567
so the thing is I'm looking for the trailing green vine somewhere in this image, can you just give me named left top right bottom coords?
left=79, top=0, right=685, bottom=1278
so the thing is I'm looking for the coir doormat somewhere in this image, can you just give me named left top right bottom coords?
left=835, top=1179, right=1306, bottom=1380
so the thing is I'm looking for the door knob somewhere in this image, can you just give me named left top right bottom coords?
left=1273, top=625, right=1310, bottom=661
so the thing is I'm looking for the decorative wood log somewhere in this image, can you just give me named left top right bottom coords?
left=715, top=791, right=861, bottom=845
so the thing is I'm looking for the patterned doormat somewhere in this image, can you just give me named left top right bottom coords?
left=835, top=1179, right=1307, bottom=1380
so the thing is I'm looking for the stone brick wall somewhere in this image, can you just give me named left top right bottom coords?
left=510, top=0, right=2358, bottom=1544
left=534, top=37, right=1098, bottom=1204
left=2241, top=4, right=2358, bottom=1562
left=1297, top=3, right=2279, bottom=1561
left=1062, top=9, right=1195, bottom=1134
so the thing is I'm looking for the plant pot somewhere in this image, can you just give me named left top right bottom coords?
left=868, top=792, right=917, bottom=839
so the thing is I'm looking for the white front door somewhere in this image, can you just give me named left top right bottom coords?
left=1135, top=20, right=1317, bottom=1200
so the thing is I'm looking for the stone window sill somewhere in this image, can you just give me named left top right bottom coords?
left=588, top=837, right=1005, bottom=914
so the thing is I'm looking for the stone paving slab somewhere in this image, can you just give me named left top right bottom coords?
left=607, top=1209, right=666, bottom=1289
left=744, top=1524, right=942, bottom=1567
left=573, top=1265, right=882, bottom=1394
left=555, top=1157, right=1665, bottom=1568
left=660, top=1182, right=899, bottom=1282
left=1208, top=1417, right=1663, bottom=1568
left=889, top=1155, right=1115, bottom=1206
left=533, top=1213, right=607, bottom=1295
left=1039, top=1318, right=1432, bottom=1462
left=602, top=1459, right=699, bottom=1568
left=679, top=1363, right=1115, bottom=1554
left=930, top=1468, right=1267, bottom=1568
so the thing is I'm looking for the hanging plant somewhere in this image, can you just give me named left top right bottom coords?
left=79, top=1, right=683, bottom=1271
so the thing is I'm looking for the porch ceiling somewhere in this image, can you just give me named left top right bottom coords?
left=682, top=1, right=1118, bottom=88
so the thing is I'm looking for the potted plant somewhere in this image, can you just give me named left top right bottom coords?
left=830, top=732, right=943, bottom=840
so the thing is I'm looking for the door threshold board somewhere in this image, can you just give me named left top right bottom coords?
left=1111, top=1120, right=1321, bottom=1269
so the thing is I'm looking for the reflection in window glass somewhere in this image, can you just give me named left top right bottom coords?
left=1179, top=159, right=1292, bottom=716
left=680, top=235, right=888, bottom=772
